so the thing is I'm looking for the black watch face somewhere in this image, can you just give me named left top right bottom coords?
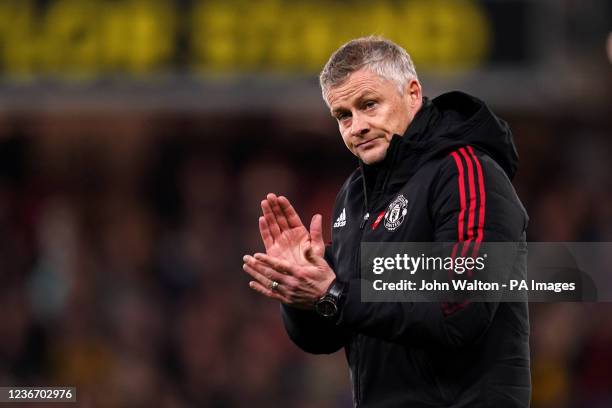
left=316, top=298, right=338, bottom=317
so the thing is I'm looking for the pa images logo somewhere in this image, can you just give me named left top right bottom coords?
left=384, top=194, right=408, bottom=231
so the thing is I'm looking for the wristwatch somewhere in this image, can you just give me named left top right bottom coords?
left=315, top=278, right=346, bottom=318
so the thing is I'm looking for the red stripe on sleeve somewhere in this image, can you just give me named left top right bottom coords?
left=444, top=150, right=472, bottom=315
left=459, top=147, right=478, bottom=257
left=450, top=152, right=466, bottom=242
left=467, top=146, right=486, bottom=255
left=443, top=146, right=485, bottom=314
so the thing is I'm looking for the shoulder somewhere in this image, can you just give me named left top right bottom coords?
left=431, top=145, right=528, bottom=226
left=432, top=145, right=514, bottom=192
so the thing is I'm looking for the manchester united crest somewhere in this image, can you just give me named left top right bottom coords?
left=384, top=194, right=408, bottom=231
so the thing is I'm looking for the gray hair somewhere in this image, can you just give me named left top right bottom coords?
left=319, top=36, right=418, bottom=106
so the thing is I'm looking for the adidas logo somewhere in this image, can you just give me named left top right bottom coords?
left=333, top=208, right=347, bottom=228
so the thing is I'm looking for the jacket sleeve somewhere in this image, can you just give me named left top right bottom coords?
left=336, top=147, right=528, bottom=349
left=280, top=245, right=349, bottom=354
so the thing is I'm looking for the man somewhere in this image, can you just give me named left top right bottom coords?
left=243, top=36, right=530, bottom=407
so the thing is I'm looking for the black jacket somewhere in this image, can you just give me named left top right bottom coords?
left=281, top=92, right=531, bottom=407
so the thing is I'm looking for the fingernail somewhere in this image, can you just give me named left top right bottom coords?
left=243, top=255, right=249, bottom=262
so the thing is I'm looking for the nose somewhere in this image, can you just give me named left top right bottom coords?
left=350, top=112, right=370, bottom=137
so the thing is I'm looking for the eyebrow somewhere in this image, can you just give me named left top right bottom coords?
left=330, top=91, right=378, bottom=116
left=331, top=107, right=348, bottom=117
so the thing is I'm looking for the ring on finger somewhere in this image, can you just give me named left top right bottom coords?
left=271, top=281, right=279, bottom=291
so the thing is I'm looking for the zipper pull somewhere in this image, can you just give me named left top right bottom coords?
left=360, top=212, right=370, bottom=229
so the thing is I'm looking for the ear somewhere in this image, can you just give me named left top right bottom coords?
left=406, top=79, right=422, bottom=108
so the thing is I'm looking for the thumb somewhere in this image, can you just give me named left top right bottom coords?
left=304, top=241, right=316, bottom=262
left=304, top=241, right=326, bottom=266
left=309, top=214, right=325, bottom=250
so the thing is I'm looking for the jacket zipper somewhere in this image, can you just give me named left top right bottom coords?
left=359, top=212, right=370, bottom=229
left=353, top=214, right=369, bottom=407
left=354, top=164, right=372, bottom=406
left=353, top=150, right=397, bottom=406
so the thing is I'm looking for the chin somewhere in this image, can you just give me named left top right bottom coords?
left=360, top=150, right=386, bottom=165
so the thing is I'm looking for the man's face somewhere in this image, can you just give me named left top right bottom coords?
left=326, top=69, right=420, bottom=165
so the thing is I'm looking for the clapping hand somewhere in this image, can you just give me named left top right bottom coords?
left=243, top=194, right=335, bottom=309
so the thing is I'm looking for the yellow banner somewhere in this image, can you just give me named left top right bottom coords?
left=0, top=0, right=491, bottom=81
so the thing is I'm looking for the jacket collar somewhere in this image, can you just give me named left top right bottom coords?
left=360, top=97, right=437, bottom=208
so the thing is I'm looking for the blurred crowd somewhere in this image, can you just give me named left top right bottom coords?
left=0, top=107, right=610, bottom=407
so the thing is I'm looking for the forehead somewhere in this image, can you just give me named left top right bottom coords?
left=326, top=69, right=397, bottom=109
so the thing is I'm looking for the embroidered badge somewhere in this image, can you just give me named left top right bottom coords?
left=384, top=195, right=408, bottom=231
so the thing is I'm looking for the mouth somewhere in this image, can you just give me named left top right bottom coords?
left=355, top=137, right=380, bottom=152
left=356, top=137, right=380, bottom=149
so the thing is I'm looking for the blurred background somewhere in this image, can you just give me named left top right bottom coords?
left=0, top=0, right=611, bottom=407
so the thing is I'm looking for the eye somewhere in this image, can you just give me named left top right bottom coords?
left=364, top=100, right=377, bottom=110
left=336, top=112, right=351, bottom=122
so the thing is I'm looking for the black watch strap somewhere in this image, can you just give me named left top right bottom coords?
left=326, top=279, right=345, bottom=301
left=315, top=278, right=346, bottom=318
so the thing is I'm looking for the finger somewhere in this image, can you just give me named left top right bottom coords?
left=258, top=216, right=274, bottom=252
left=268, top=193, right=290, bottom=232
left=249, top=280, right=288, bottom=303
left=309, top=214, right=325, bottom=254
left=278, top=196, right=304, bottom=229
left=243, top=263, right=282, bottom=293
left=254, top=253, right=294, bottom=275
left=243, top=255, right=287, bottom=284
left=261, top=199, right=281, bottom=240
left=243, top=260, right=290, bottom=298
